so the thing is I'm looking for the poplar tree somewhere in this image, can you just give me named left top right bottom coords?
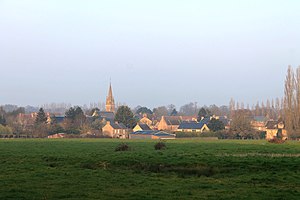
left=284, top=65, right=300, bottom=137
left=284, top=66, right=295, bottom=136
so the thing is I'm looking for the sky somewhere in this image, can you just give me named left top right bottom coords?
left=0, top=0, right=300, bottom=109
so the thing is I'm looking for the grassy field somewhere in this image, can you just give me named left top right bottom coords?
left=0, top=139, right=299, bottom=200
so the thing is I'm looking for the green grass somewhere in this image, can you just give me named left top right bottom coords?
left=0, top=139, right=299, bottom=200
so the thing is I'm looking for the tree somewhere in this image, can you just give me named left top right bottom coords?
left=65, top=107, right=76, bottom=122
left=208, top=104, right=221, bottom=116
left=208, top=118, right=225, bottom=132
left=74, top=106, right=86, bottom=127
left=284, top=66, right=296, bottom=137
left=230, top=110, right=254, bottom=139
left=229, top=98, right=235, bottom=118
left=135, top=107, right=153, bottom=115
left=170, top=109, right=178, bottom=116
left=64, top=106, right=86, bottom=134
left=284, top=65, right=300, bottom=138
left=295, top=66, right=300, bottom=134
left=0, top=115, right=7, bottom=126
left=0, top=125, right=13, bottom=135
left=115, top=106, right=136, bottom=128
left=153, top=106, right=168, bottom=118
left=198, top=107, right=209, bottom=121
left=179, top=102, right=197, bottom=116
left=35, top=108, right=47, bottom=125
left=167, top=104, right=176, bottom=115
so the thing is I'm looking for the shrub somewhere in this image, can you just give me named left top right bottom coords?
left=0, top=125, right=13, bottom=135
left=268, top=138, right=286, bottom=144
left=115, top=143, right=130, bottom=151
left=154, top=141, right=166, bottom=150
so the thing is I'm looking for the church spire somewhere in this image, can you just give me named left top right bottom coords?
left=105, top=82, right=115, bottom=112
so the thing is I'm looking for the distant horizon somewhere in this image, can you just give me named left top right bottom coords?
left=1, top=1, right=299, bottom=108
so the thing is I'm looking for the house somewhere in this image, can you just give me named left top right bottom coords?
left=157, top=116, right=183, bottom=131
left=133, top=123, right=152, bottom=132
left=130, top=130, right=176, bottom=140
left=139, top=114, right=153, bottom=127
left=251, top=116, right=268, bottom=131
left=177, top=121, right=210, bottom=132
left=265, top=120, right=287, bottom=140
left=102, top=121, right=128, bottom=139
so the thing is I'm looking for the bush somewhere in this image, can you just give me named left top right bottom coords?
left=268, top=138, right=286, bottom=144
left=154, top=141, right=166, bottom=150
left=115, top=143, right=130, bottom=151
left=0, top=125, right=13, bottom=135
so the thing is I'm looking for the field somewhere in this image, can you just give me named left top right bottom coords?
left=0, top=139, right=299, bottom=200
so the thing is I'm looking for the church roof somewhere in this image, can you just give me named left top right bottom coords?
left=105, top=83, right=115, bottom=112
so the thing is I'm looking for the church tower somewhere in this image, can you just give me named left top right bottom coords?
left=105, top=83, right=115, bottom=112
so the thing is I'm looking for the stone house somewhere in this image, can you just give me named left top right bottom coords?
left=139, top=114, right=153, bottom=127
left=157, top=116, right=183, bottom=131
left=102, top=121, right=128, bottom=139
left=265, top=120, right=287, bottom=140
left=133, top=123, right=152, bottom=132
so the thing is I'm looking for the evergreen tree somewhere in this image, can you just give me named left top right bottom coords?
left=35, top=108, right=47, bottom=125
left=198, top=107, right=209, bottom=121
left=208, top=118, right=225, bottom=132
left=65, top=107, right=76, bottom=122
left=170, top=109, right=178, bottom=116
left=135, top=107, right=153, bottom=115
left=115, top=106, right=136, bottom=128
left=0, top=115, right=7, bottom=126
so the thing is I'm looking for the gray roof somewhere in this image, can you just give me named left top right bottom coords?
left=164, top=116, right=182, bottom=126
left=138, top=123, right=151, bottom=130
left=110, top=122, right=127, bottom=129
left=266, top=120, right=279, bottom=129
left=178, top=121, right=206, bottom=130
left=99, top=111, right=115, bottom=121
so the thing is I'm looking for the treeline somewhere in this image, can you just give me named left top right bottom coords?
left=284, top=66, right=300, bottom=138
left=0, top=105, right=138, bottom=138
left=229, top=98, right=283, bottom=119
left=0, top=106, right=104, bottom=138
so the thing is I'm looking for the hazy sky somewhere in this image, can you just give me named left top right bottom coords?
left=1, top=0, right=300, bottom=109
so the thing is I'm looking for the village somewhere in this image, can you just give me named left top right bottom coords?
left=0, top=82, right=288, bottom=141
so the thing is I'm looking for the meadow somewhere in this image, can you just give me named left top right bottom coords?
left=0, top=139, right=299, bottom=200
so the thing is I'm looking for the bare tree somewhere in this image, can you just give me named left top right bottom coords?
left=229, top=98, right=235, bottom=118
left=284, top=66, right=296, bottom=137
left=295, top=66, right=300, bottom=132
